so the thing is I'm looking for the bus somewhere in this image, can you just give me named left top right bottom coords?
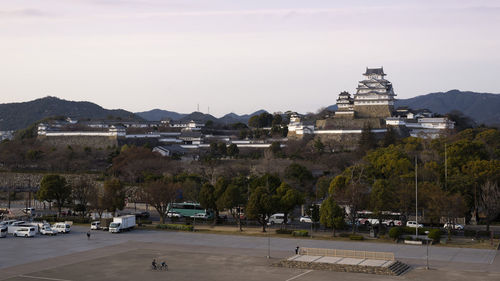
left=357, top=211, right=403, bottom=227
left=166, top=202, right=213, bottom=219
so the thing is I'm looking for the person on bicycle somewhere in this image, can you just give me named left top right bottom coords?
left=152, top=259, right=157, bottom=270
left=161, top=261, right=167, bottom=268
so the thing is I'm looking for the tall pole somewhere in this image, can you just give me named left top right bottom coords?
left=267, top=232, right=271, bottom=259
left=415, top=156, right=418, bottom=238
left=444, top=143, right=447, bottom=191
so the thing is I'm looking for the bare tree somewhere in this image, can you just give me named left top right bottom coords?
left=480, top=180, right=500, bottom=232
left=139, top=179, right=180, bottom=224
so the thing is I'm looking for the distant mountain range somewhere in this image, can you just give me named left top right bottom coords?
left=136, top=109, right=268, bottom=124
left=1, top=90, right=499, bottom=131
left=394, top=90, right=500, bottom=126
left=0, top=96, right=141, bottom=131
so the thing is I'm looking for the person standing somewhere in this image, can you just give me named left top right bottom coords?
left=86, top=231, right=91, bottom=240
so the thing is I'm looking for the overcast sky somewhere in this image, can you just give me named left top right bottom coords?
left=1, top=0, right=499, bottom=116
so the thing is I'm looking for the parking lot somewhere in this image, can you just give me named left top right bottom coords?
left=1, top=225, right=499, bottom=281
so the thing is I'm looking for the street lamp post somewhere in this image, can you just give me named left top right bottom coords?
left=425, top=231, right=432, bottom=270
left=310, top=207, right=313, bottom=239
left=267, top=231, right=271, bottom=259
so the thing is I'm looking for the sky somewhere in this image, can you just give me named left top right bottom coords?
left=1, top=0, right=499, bottom=117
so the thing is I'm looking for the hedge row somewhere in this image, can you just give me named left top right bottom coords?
left=275, top=229, right=293, bottom=235
left=156, top=224, right=194, bottom=231
left=292, top=230, right=309, bottom=237
left=349, top=235, right=364, bottom=240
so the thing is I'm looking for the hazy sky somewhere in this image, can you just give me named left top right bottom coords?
left=1, top=0, right=499, bottom=116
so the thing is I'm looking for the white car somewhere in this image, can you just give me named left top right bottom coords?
left=91, top=221, right=101, bottom=230
left=40, top=225, right=57, bottom=236
left=53, top=223, right=71, bottom=233
left=14, top=227, right=36, bottom=237
left=406, top=221, right=423, bottom=228
left=299, top=216, right=312, bottom=223
left=192, top=213, right=209, bottom=219
left=166, top=211, right=182, bottom=218
left=443, top=223, right=464, bottom=230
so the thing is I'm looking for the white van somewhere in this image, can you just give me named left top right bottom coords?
left=90, top=221, right=101, bottom=230
left=53, top=223, right=71, bottom=233
left=0, top=225, right=7, bottom=238
left=14, top=227, right=36, bottom=237
left=267, top=213, right=286, bottom=225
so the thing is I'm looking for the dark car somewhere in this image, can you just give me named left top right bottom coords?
left=135, top=211, right=150, bottom=219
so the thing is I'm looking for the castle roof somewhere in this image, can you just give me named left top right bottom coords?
left=363, top=67, right=385, bottom=76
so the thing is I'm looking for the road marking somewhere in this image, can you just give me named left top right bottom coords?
left=18, top=275, right=72, bottom=281
left=285, top=270, right=313, bottom=281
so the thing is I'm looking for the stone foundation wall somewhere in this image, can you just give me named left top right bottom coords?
left=318, top=118, right=385, bottom=130
left=0, top=172, right=99, bottom=192
left=37, top=136, right=119, bottom=149
left=275, top=260, right=396, bottom=276
left=353, top=105, right=393, bottom=118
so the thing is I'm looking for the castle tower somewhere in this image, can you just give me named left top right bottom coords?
left=335, top=91, right=354, bottom=118
left=353, top=67, right=396, bottom=118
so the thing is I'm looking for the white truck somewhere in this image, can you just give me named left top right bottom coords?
left=109, top=215, right=136, bottom=233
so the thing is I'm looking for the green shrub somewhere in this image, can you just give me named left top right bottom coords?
left=428, top=229, right=441, bottom=243
left=349, top=234, right=364, bottom=240
left=276, top=229, right=293, bottom=235
left=156, top=224, right=194, bottom=231
left=389, top=227, right=404, bottom=240
left=338, top=233, right=350, bottom=238
left=138, top=219, right=152, bottom=225
left=292, top=230, right=309, bottom=237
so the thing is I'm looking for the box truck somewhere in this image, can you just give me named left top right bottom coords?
left=109, top=215, right=135, bottom=233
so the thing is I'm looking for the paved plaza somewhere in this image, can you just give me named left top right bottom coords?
left=0, top=226, right=499, bottom=281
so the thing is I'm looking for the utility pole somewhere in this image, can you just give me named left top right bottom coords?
left=415, top=156, right=418, bottom=239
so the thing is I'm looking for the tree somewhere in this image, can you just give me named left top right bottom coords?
left=140, top=178, right=180, bottom=224
left=102, top=178, right=126, bottom=216
left=88, top=184, right=106, bottom=219
left=313, top=138, right=325, bottom=154
left=227, top=144, right=239, bottom=157
left=217, top=184, right=246, bottom=231
left=329, top=167, right=369, bottom=234
left=274, top=182, right=304, bottom=227
left=358, top=124, right=377, bottom=153
left=284, top=163, right=313, bottom=193
left=71, top=177, right=94, bottom=217
left=320, top=196, right=344, bottom=237
left=199, top=183, right=216, bottom=215
left=480, top=180, right=500, bottom=232
left=217, top=142, right=227, bottom=156
left=247, top=186, right=275, bottom=232
left=37, top=175, right=71, bottom=216
left=370, top=179, right=396, bottom=226
left=315, top=176, right=332, bottom=200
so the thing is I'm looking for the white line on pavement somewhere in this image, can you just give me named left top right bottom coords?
left=285, top=270, right=313, bottom=281
left=18, top=275, right=72, bottom=281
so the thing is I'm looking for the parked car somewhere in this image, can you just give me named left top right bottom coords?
left=193, top=212, right=210, bottom=220
left=267, top=213, right=286, bottom=225
left=443, top=223, right=464, bottom=230
left=22, top=208, right=35, bottom=215
left=53, top=222, right=71, bottom=233
left=40, top=225, right=57, bottom=236
left=135, top=211, right=150, bottom=219
left=299, top=216, right=312, bottom=223
left=166, top=211, right=183, bottom=218
left=91, top=221, right=101, bottom=230
left=406, top=221, right=423, bottom=228
left=14, top=227, right=36, bottom=237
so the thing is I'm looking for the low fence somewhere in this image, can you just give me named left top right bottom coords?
left=299, top=247, right=395, bottom=261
